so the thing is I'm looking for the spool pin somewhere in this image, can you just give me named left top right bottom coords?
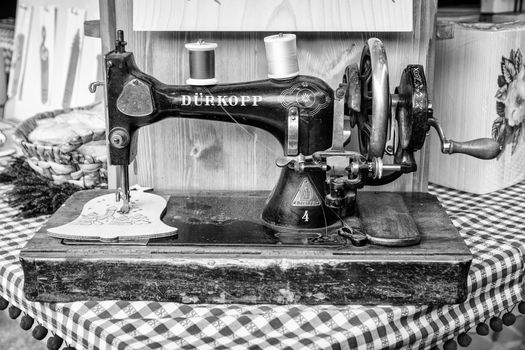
left=264, top=33, right=299, bottom=80
left=185, top=40, right=218, bottom=86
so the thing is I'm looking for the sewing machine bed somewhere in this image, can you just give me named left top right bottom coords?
left=20, top=190, right=471, bottom=305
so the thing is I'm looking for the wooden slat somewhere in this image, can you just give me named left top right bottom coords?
left=132, top=0, right=413, bottom=32
left=481, top=0, right=517, bottom=14
left=112, top=0, right=436, bottom=192
left=84, top=19, right=100, bottom=38
left=99, top=0, right=115, bottom=53
left=99, top=0, right=117, bottom=188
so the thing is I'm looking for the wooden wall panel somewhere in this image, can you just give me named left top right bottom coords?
left=132, top=0, right=413, bottom=32
left=113, top=0, right=436, bottom=192
left=481, top=0, right=516, bottom=14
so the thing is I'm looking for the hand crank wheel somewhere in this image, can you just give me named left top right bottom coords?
left=357, top=38, right=390, bottom=161
left=396, top=64, right=430, bottom=152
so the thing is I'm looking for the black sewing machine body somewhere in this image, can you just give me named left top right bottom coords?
left=107, top=51, right=335, bottom=164
left=19, top=34, right=501, bottom=304
left=106, top=48, right=342, bottom=230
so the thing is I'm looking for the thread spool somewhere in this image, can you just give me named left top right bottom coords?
left=264, top=33, right=299, bottom=80
left=185, top=40, right=218, bottom=86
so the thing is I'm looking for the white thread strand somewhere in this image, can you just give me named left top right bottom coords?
left=203, top=87, right=282, bottom=159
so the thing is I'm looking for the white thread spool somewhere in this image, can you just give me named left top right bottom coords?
left=264, top=33, right=299, bottom=80
left=185, top=40, right=218, bottom=86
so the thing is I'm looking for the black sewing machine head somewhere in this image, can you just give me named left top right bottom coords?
left=101, top=30, right=501, bottom=242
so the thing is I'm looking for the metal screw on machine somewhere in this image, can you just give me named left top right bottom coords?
left=290, top=107, right=297, bottom=119
left=109, top=128, right=130, bottom=149
left=112, top=135, right=123, bottom=146
left=336, top=86, right=346, bottom=99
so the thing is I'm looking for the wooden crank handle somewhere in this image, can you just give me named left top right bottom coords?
left=428, top=117, right=502, bottom=160
left=446, top=138, right=502, bottom=159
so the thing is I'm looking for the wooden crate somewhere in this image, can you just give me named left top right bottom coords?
left=430, top=14, right=525, bottom=193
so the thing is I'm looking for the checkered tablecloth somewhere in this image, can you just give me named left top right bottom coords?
left=1, top=182, right=524, bottom=350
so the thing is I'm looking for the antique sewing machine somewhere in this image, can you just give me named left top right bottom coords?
left=20, top=31, right=501, bottom=305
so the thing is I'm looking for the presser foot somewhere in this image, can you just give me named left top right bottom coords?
left=115, top=187, right=131, bottom=214
left=117, top=200, right=131, bottom=214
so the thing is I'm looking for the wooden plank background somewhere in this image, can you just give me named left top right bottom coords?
left=481, top=0, right=516, bottom=14
left=112, top=0, right=436, bottom=192
left=132, top=0, right=413, bottom=32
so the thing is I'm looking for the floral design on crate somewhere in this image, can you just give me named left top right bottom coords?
left=494, top=49, right=525, bottom=153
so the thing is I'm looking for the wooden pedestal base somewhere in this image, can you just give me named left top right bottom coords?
left=20, top=190, right=471, bottom=305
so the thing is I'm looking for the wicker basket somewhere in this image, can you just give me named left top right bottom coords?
left=13, top=104, right=107, bottom=188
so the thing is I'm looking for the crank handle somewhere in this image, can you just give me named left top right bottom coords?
left=428, top=118, right=502, bottom=160
left=443, top=138, right=502, bottom=159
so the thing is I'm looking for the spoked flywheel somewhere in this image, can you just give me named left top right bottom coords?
left=356, top=38, right=390, bottom=161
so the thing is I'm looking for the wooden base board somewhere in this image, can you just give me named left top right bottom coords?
left=20, top=190, right=471, bottom=305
